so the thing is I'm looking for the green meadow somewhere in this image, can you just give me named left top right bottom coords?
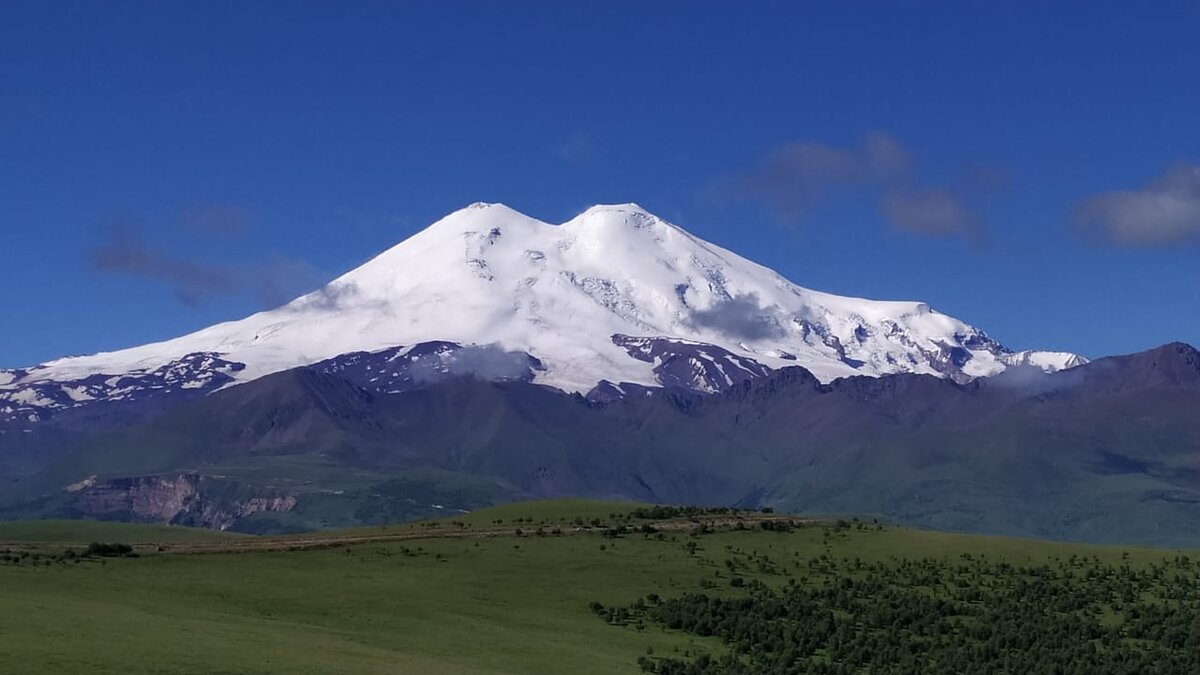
left=1, top=501, right=1194, bottom=674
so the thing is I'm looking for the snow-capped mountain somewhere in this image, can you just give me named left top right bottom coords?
left=1, top=203, right=1086, bottom=423
left=999, top=350, right=1089, bottom=371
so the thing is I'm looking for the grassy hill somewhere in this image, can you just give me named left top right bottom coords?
left=1, top=500, right=1196, bottom=674
left=7, top=343, right=1199, bottom=547
left=0, top=519, right=243, bottom=544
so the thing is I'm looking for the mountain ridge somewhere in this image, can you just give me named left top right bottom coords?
left=2, top=202, right=1086, bottom=424
left=1, top=341, right=1194, bottom=545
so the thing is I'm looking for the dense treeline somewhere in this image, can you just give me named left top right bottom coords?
left=629, top=506, right=742, bottom=520
left=597, top=549, right=1200, bottom=674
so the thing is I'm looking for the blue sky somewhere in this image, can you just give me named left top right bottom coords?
left=2, top=1, right=1197, bottom=366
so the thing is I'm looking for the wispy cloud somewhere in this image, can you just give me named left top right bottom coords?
left=284, top=279, right=397, bottom=315
left=409, top=344, right=538, bottom=383
left=178, top=204, right=248, bottom=237
left=86, top=223, right=237, bottom=306
left=686, top=292, right=785, bottom=341
left=253, top=254, right=325, bottom=307
left=722, top=134, right=891, bottom=219
left=882, top=188, right=984, bottom=244
left=861, top=130, right=912, bottom=180
left=86, top=212, right=324, bottom=307
left=553, top=131, right=597, bottom=164
left=717, top=131, right=989, bottom=245
left=1074, top=163, right=1200, bottom=247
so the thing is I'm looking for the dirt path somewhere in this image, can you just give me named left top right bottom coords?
left=4, top=513, right=822, bottom=556
left=153, top=514, right=821, bottom=554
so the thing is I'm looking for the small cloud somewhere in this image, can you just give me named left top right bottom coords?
left=1074, top=163, right=1200, bottom=247
left=686, top=293, right=785, bottom=341
left=862, top=130, right=911, bottom=180
left=178, top=204, right=247, bottom=237
left=409, top=344, right=537, bottom=383
left=956, top=165, right=1011, bottom=197
left=86, top=214, right=323, bottom=308
left=882, top=189, right=984, bottom=242
left=987, top=364, right=1057, bottom=393
left=255, top=255, right=326, bottom=308
left=290, top=280, right=364, bottom=312
left=86, top=223, right=237, bottom=306
left=716, top=131, right=991, bottom=246
left=721, top=133, right=897, bottom=220
left=553, top=132, right=597, bottom=164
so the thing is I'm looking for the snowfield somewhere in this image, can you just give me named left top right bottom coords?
left=2, top=203, right=1086, bottom=419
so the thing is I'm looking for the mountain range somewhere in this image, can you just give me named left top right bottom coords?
left=2, top=204, right=1195, bottom=546
left=1, top=203, right=1083, bottom=424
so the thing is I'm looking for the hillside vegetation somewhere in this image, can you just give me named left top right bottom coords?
left=1, top=501, right=1196, bottom=674
left=6, top=344, right=1199, bottom=547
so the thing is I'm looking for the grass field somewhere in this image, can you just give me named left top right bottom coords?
left=0, top=519, right=243, bottom=544
left=1, top=501, right=1194, bottom=674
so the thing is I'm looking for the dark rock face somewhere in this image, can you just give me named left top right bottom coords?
left=2, top=342, right=549, bottom=430
left=585, top=380, right=657, bottom=403
left=795, top=320, right=858, bottom=367
left=2, top=341, right=1197, bottom=546
left=60, top=473, right=296, bottom=530
left=611, top=334, right=772, bottom=393
left=311, top=341, right=545, bottom=394
left=1082, top=342, right=1200, bottom=388
left=0, top=352, right=244, bottom=426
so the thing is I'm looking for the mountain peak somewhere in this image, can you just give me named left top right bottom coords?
left=402, top=202, right=551, bottom=247
left=437, top=201, right=539, bottom=225
left=1114, top=341, right=1198, bottom=364
left=1161, top=341, right=1199, bottom=355
left=565, top=203, right=665, bottom=230
left=2, top=201, right=1090, bottom=416
left=462, top=201, right=525, bottom=213
left=427, top=203, right=673, bottom=241
left=577, top=203, right=654, bottom=217
left=1058, top=340, right=1200, bottom=392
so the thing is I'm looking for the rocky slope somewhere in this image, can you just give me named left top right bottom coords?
left=2, top=343, right=1193, bottom=545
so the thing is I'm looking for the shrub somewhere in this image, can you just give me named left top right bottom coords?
left=84, top=542, right=134, bottom=558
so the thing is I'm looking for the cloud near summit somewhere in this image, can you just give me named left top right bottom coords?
left=718, top=131, right=989, bottom=245
left=86, top=214, right=324, bottom=308
left=686, top=293, right=786, bottom=341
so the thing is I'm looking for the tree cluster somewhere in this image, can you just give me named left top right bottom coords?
left=600, top=552, right=1199, bottom=674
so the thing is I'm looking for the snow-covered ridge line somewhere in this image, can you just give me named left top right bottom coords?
left=1, top=202, right=1085, bottom=421
left=0, top=353, right=244, bottom=424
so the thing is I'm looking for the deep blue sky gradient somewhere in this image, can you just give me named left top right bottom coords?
left=2, top=1, right=1197, bottom=366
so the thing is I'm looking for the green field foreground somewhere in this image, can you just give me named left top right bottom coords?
left=1, top=501, right=1196, bottom=674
